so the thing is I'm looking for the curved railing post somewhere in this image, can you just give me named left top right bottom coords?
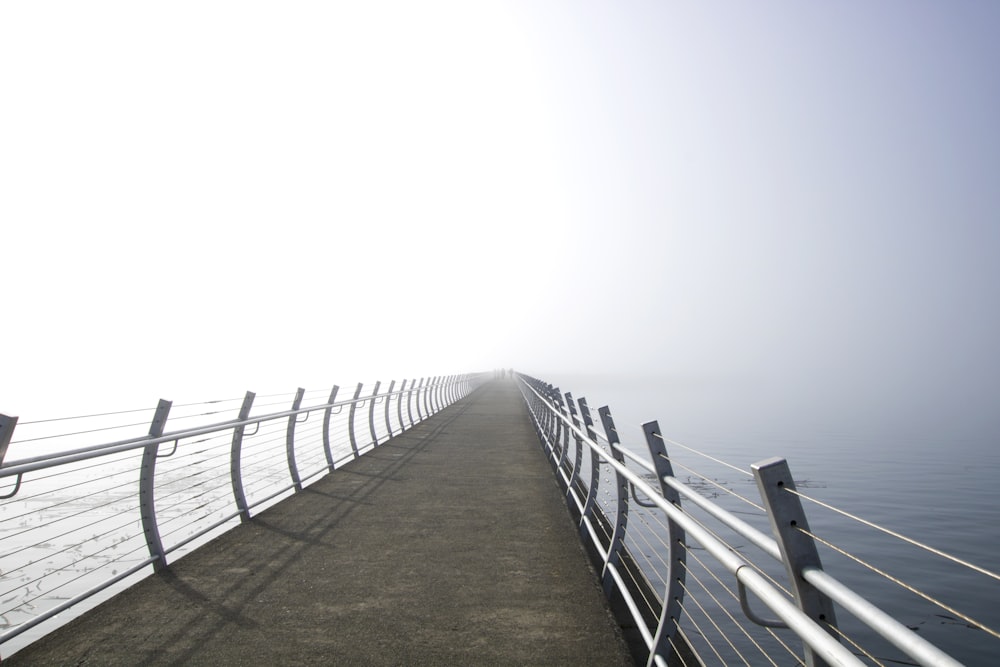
left=550, top=387, right=564, bottom=466
left=383, top=379, right=396, bottom=437
left=140, top=399, right=172, bottom=572
left=598, top=405, right=629, bottom=597
left=406, top=378, right=417, bottom=427
left=753, top=457, right=840, bottom=667
left=541, top=385, right=556, bottom=457
left=348, top=382, right=364, bottom=458
left=367, top=380, right=382, bottom=448
left=555, top=391, right=572, bottom=475
left=423, top=376, right=435, bottom=417
left=578, top=397, right=601, bottom=524
left=641, top=420, right=687, bottom=665
left=439, top=375, right=448, bottom=410
left=397, top=379, right=407, bottom=431
left=321, top=385, right=339, bottom=472
left=564, top=392, right=584, bottom=495
left=415, top=378, right=425, bottom=422
left=285, top=388, right=305, bottom=492
left=231, top=391, right=255, bottom=522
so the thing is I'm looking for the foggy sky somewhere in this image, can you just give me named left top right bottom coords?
left=2, top=2, right=998, bottom=437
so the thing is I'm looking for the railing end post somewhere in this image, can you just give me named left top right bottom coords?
left=0, top=413, right=19, bottom=467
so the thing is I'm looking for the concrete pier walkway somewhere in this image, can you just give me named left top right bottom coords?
left=7, top=381, right=632, bottom=666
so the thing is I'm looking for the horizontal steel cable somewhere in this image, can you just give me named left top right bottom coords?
left=675, top=596, right=728, bottom=665
left=682, top=545, right=803, bottom=664
left=787, top=487, right=1000, bottom=583
left=678, top=578, right=752, bottom=666
left=677, top=510, right=793, bottom=599
left=798, top=526, right=1000, bottom=641
left=654, top=432, right=752, bottom=477
left=679, top=558, right=780, bottom=667
left=10, top=420, right=155, bottom=445
left=14, top=395, right=252, bottom=427
left=0, top=464, right=137, bottom=527
left=824, top=623, right=884, bottom=666
left=0, top=511, right=143, bottom=599
left=659, top=453, right=766, bottom=512
left=8, top=541, right=150, bottom=615
left=0, top=482, right=139, bottom=544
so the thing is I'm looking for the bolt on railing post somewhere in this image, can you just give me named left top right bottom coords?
left=415, top=378, right=425, bottom=422
left=0, top=413, right=17, bottom=467
left=641, top=420, right=687, bottom=666
left=231, top=391, right=255, bottom=522
left=578, top=397, right=601, bottom=524
left=565, top=393, right=584, bottom=495
left=140, top=399, right=172, bottom=572
left=383, top=379, right=396, bottom=437
left=753, top=456, right=840, bottom=667
left=367, top=380, right=382, bottom=447
left=285, top=388, right=305, bottom=492
left=321, top=385, right=339, bottom=472
left=598, top=406, right=629, bottom=598
left=348, top=382, right=364, bottom=458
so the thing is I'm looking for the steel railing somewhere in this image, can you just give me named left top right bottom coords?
left=0, top=372, right=488, bottom=651
left=515, top=373, right=975, bottom=667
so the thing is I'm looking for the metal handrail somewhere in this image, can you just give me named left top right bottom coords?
left=515, top=373, right=963, bottom=667
left=1, top=378, right=471, bottom=478
left=0, top=372, right=489, bottom=650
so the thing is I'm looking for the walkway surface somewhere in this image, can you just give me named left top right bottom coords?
left=7, top=380, right=632, bottom=666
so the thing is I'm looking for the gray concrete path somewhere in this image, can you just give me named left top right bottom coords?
left=7, top=380, right=632, bottom=666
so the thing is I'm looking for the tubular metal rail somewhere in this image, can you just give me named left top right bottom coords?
left=0, top=373, right=487, bottom=651
left=516, top=374, right=966, bottom=667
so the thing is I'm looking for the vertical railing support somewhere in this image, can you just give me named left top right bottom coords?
left=598, top=406, right=629, bottom=597
left=641, top=420, right=687, bottom=666
left=415, top=378, right=425, bottom=423
left=367, top=380, right=382, bottom=448
left=549, top=388, right=563, bottom=465
left=383, top=379, right=396, bottom=437
left=423, top=376, right=435, bottom=417
left=578, top=397, right=601, bottom=523
left=140, top=399, right=172, bottom=572
left=348, top=383, right=364, bottom=458
left=556, top=392, right=572, bottom=475
left=397, top=379, right=407, bottom=431
left=231, top=391, right=255, bottom=522
left=321, top=385, right=339, bottom=472
left=753, top=456, right=840, bottom=667
left=565, top=393, right=584, bottom=496
left=407, top=378, right=418, bottom=426
left=0, top=413, right=17, bottom=467
left=285, top=388, right=305, bottom=492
